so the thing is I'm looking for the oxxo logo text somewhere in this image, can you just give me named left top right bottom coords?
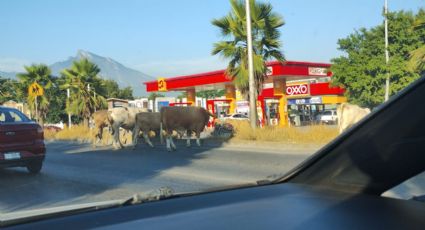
left=286, top=84, right=309, bottom=96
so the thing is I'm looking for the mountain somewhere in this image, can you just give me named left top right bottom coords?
left=49, top=50, right=154, bottom=96
left=0, top=71, right=18, bottom=79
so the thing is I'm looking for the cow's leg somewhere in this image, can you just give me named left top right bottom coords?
left=143, top=132, right=154, bottom=148
left=122, top=129, right=128, bottom=145
left=112, top=124, right=122, bottom=149
left=168, top=130, right=176, bottom=150
left=170, top=133, right=177, bottom=151
left=196, top=131, right=201, bottom=147
left=165, top=130, right=172, bottom=152
left=97, top=125, right=103, bottom=144
left=132, top=125, right=140, bottom=150
left=186, top=130, right=191, bottom=148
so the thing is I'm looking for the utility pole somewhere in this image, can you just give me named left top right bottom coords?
left=34, top=95, right=38, bottom=123
left=67, top=88, right=72, bottom=128
left=245, top=0, right=257, bottom=129
left=384, top=0, right=390, bottom=101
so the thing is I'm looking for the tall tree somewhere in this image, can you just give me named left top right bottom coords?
left=331, top=10, right=425, bottom=108
left=61, top=58, right=106, bottom=127
left=0, top=77, right=20, bottom=104
left=16, top=64, right=53, bottom=125
left=408, top=10, right=425, bottom=73
left=212, top=0, right=285, bottom=95
left=196, top=89, right=225, bottom=99
left=101, top=79, right=134, bottom=100
left=44, top=76, right=68, bottom=123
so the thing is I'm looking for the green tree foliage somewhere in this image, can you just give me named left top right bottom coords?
left=102, top=79, right=134, bottom=99
left=16, top=64, right=54, bottom=125
left=60, top=58, right=107, bottom=127
left=0, top=77, right=21, bottom=104
left=408, top=12, right=425, bottom=72
left=44, top=76, right=67, bottom=123
left=331, top=9, right=425, bottom=108
left=212, top=0, right=285, bottom=95
left=196, top=89, right=225, bottom=99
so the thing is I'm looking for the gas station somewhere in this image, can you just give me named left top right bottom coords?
left=144, top=61, right=346, bottom=127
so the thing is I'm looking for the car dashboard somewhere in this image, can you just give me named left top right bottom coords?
left=7, top=183, right=425, bottom=230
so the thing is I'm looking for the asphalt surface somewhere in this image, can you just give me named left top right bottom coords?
left=0, top=140, right=315, bottom=214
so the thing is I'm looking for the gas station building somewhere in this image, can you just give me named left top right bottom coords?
left=144, top=61, right=346, bottom=126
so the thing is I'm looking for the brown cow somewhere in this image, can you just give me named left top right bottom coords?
left=160, top=106, right=215, bottom=151
left=92, top=110, right=111, bottom=147
left=132, top=112, right=161, bottom=149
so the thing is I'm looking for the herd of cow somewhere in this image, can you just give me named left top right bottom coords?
left=91, top=103, right=371, bottom=151
left=92, top=106, right=215, bottom=151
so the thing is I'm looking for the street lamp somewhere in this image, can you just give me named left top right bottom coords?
left=384, top=0, right=390, bottom=101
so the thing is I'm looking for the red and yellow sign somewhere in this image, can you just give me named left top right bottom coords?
left=157, top=78, right=167, bottom=91
left=28, top=82, right=44, bottom=97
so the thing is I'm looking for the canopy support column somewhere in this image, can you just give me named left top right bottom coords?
left=273, top=79, right=288, bottom=127
left=186, top=88, right=196, bottom=106
left=225, top=85, right=236, bottom=114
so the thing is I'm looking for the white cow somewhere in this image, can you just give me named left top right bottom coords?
left=108, top=107, right=149, bottom=149
left=337, top=103, right=371, bottom=134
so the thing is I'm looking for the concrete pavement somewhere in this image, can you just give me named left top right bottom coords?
left=0, top=140, right=314, bottom=214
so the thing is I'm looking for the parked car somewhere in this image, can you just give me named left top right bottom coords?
left=316, top=110, right=338, bottom=124
left=0, top=106, right=46, bottom=174
left=221, top=113, right=249, bottom=121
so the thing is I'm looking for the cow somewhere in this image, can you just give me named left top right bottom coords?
left=160, top=106, right=215, bottom=151
left=108, top=107, right=149, bottom=149
left=91, top=110, right=111, bottom=147
left=132, top=112, right=161, bottom=149
left=337, top=103, right=371, bottom=134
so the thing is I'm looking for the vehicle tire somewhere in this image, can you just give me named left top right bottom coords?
left=27, top=161, right=43, bottom=174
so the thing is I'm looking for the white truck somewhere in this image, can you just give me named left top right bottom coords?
left=316, top=110, right=338, bottom=125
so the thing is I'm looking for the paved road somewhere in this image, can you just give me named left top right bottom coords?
left=0, top=140, right=314, bottom=214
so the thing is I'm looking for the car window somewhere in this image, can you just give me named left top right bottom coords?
left=0, top=108, right=30, bottom=123
left=1, top=0, right=424, bottom=226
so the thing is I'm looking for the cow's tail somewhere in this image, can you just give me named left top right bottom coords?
left=207, top=110, right=216, bottom=118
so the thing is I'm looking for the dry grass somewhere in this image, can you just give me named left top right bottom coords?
left=225, top=120, right=338, bottom=144
left=44, top=124, right=132, bottom=145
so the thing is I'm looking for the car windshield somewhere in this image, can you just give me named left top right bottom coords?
left=1, top=0, right=424, bottom=223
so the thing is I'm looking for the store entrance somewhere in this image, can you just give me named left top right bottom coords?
left=264, top=98, right=280, bottom=126
left=288, top=104, right=326, bottom=126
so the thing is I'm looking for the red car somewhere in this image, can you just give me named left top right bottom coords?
left=0, top=106, right=46, bottom=173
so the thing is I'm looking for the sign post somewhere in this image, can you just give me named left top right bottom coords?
left=28, top=82, right=44, bottom=123
left=67, top=88, right=72, bottom=128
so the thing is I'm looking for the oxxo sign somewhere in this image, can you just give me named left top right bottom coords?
left=286, top=84, right=309, bottom=96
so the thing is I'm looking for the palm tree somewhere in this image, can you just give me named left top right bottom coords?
left=61, top=58, right=106, bottom=127
left=17, top=64, right=53, bottom=126
left=212, top=0, right=285, bottom=95
left=408, top=18, right=425, bottom=72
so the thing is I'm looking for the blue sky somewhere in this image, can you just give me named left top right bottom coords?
left=0, top=0, right=424, bottom=76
